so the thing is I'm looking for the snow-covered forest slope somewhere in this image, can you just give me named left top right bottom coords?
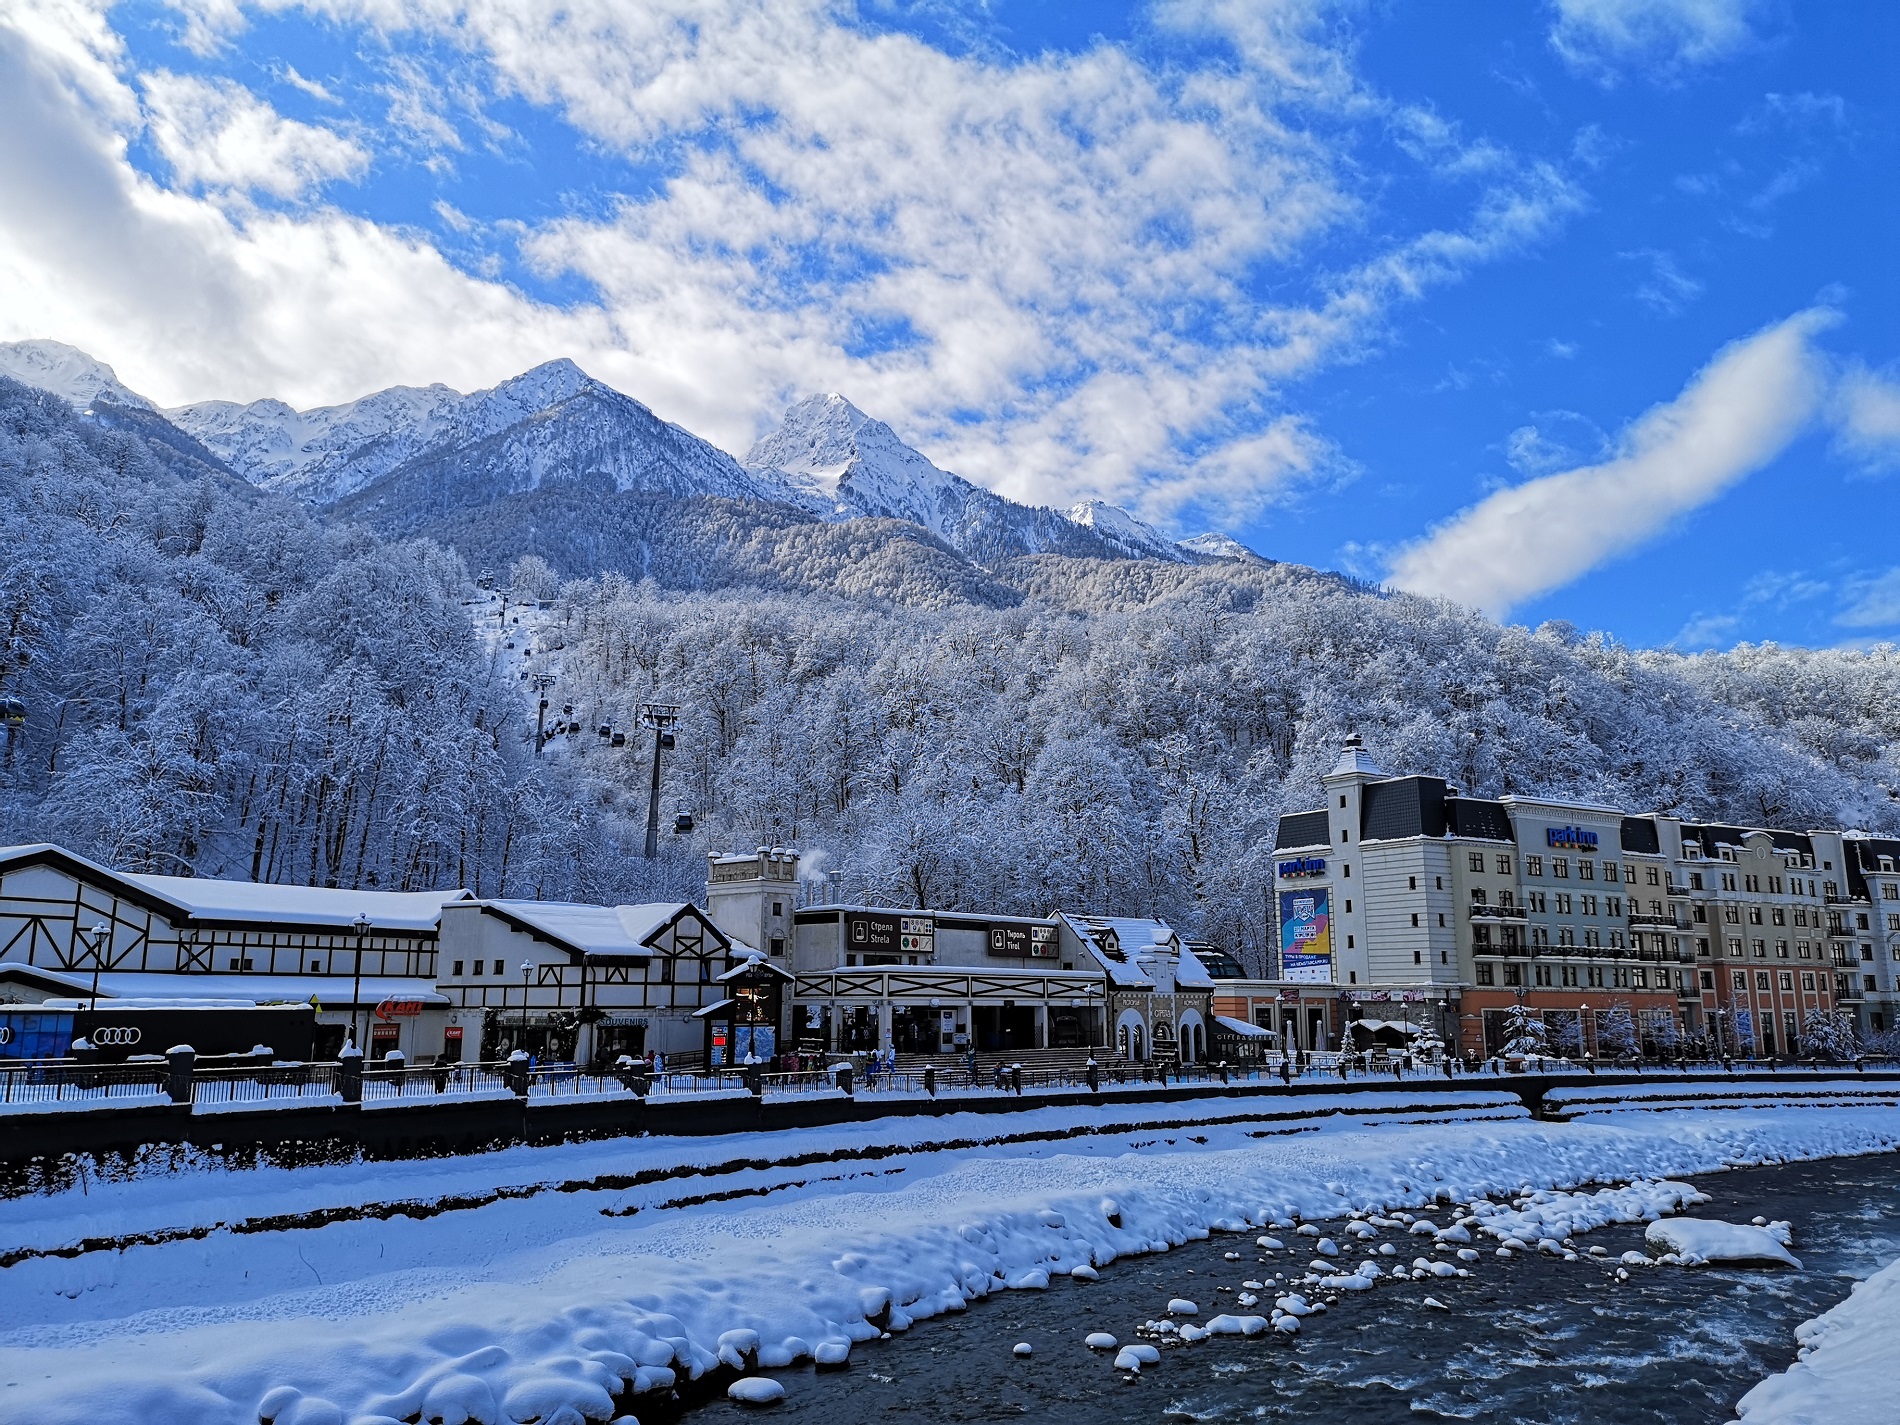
left=1, top=374, right=1897, bottom=968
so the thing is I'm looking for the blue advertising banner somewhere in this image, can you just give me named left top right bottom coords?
left=1279, top=888, right=1333, bottom=983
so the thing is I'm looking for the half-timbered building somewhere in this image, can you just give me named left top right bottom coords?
left=435, top=898, right=784, bottom=1065
left=0, top=843, right=466, bottom=1059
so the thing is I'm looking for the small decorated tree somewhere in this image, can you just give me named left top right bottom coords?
left=1501, top=990, right=1548, bottom=1060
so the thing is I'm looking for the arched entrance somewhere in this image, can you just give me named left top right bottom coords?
left=1116, top=1007, right=1147, bottom=1061
left=1178, top=1009, right=1206, bottom=1064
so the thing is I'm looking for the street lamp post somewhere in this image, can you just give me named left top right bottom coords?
left=519, top=960, right=534, bottom=1060
left=83, top=920, right=109, bottom=1012
left=349, top=913, right=372, bottom=1052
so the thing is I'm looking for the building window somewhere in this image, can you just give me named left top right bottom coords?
left=1554, top=858, right=1569, bottom=879
left=1689, top=872, right=1703, bottom=890
left=700, top=959, right=714, bottom=983
left=1503, top=964, right=1522, bottom=986
left=1756, top=971, right=1771, bottom=990
left=1647, top=867, right=1661, bottom=886
left=1633, top=968, right=1648, bottom=989
left=1345, top=899, right=1353, bottom=913
left=658, top=958, right=674, bottom=983
left=1346, top=935, right=1355, bottom=949
left=451, top=960, right=464, bottom=977
left=769, top=936, right=785, bottom=957
left=1604, top=863, right=1620, bottom=883
left=1588, top=966, right=1604, bottom=988
left=1469, top=852, right=1485, bottom=873
left=1476, top=963, right=1494, bottom=985
left=1778, top=971, right=1794, bottom=992
left=1752, top=940, right=1766, bottom=957
left=1438, top=913, right=1446, bottom=927
left=1436, top=876, right=1444, bottom=890
left=1556, top=893, right=1572, bottom=915
left=1411, top=913, right=1420, bottom=927
left=1583, top=929, right=1600, bottom=948
left=1527, top=856, right=1544, bottom=877
left=1697, top=937, right=1709, bottom=956
left=1409, top=876, right=1417, bottom=890
left=1413, top=950, right=1422, bottom=964
left=1497, top=855, right=1513, bottom=875
left=1530, top=892, right=1548, bottom=912
left=771, top=901, right=783, bottom=916
left=1749, top=907, right=1763, bottom=925
left=1700, top=970, right=1714, bottom=990
left=1581, top=894, right=1597, bottom=916
left=1561, top=965, right=1579, bottom=987
left=1801, top=972, right=1816, bottom=992
left=1771, top=908, right=1786, bottom=926
left=1534, top=965, right=1553, bottom=986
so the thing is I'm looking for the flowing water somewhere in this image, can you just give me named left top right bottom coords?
left=684, top=1152, right=1900, bottom=1423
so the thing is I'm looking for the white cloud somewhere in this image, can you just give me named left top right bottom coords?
left=1502, top=410, right=1607, bottom=474
left=1621, top=247, right=1702, bottom=314
left=1386, top=308, right=1836, bottom=617
left=142, top=70, right=367, bottom=198
left=1838, top=569, right=1900, bottom=630
left=0, top=0, right=1591, bottom=527
left=1549, top=0, right=1761, bottom=79
left=1832, top=364, right=1900, bottom=470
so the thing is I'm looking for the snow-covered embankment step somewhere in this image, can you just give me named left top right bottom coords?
left=1733, top=1254, right=1900, bottom=1423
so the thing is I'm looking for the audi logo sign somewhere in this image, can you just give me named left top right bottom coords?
left=91, top=1026, right=144, bottom=1046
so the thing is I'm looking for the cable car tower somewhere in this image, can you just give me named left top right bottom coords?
left=640, top=703, right=680, bottom=860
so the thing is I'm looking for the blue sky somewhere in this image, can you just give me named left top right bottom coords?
left=0, top=0, right=1895, bottom=649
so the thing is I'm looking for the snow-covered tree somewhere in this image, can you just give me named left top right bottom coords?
left=1596, top=1002, right=1640, bottom=1060
left=1501, top=993, right=1548, bottom=1059
left=1800, top=1008, right=1858, bottom=1063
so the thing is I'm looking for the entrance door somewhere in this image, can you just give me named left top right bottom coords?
left=369, top=1024, right=401, bottom=1061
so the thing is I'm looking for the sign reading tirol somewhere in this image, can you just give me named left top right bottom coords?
left=987, top=922, right=1059, bottom=959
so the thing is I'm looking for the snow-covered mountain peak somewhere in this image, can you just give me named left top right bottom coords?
left=1178, top=531, right=1269, bottom=564
left=1066, top=499, right=1180, bottom=560
left=746, top=392, right=973, bottom=521
left=0, top=340, right=157, bottom=412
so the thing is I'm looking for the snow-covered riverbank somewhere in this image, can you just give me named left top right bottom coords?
left=1735, top=1254, right=1900, bottom=1424
left=2, top=1094, right=1897, bottom=1424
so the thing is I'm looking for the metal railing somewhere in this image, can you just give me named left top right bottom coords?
left=363, top=1062, right=511, bottom=1101
left=195, top=1062, right=340, bottom=1106
left=0, top=1060, right=171, bottom=1108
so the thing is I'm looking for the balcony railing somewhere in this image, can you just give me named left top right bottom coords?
left=1467, top=904, right=1527, bottom=923
left=1477, top=944, right=1683, bottom=965
left=1627, top=913, right=1681, bottom=928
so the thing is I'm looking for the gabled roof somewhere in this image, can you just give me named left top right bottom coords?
left=471, top=899, right=725, bottom=960
left=717, top=951, right=793, bottom=982
left=0, top=843, right=470, bottom=931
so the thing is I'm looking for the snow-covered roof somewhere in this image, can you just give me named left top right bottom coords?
left=0, top=961, right=94, bottom=995
left=1329, top=736, right=1383, bottom=777
left=125, top=873, right=470, bottom=930
left=1214, top=1014, right=1274, bottom=1038
left=476, top=900, right=697, bottom=958
left=1060, top=914, right=1165, bottom=988
left=1348, top=1018, right=1423, bottom=1035
left=717, top=951, right=793, bottom=982
left=1174, top=943, right=1215, bottom=989
left=77, top=972, right=446, bottom=1009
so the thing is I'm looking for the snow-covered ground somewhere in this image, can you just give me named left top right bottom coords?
left=2, top=1091, right=1897, bottom=1423
left=1734, top=1255, right=1900, bottom=1423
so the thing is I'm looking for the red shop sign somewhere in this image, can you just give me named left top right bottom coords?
left=375, top=998, right=425, bottom=1021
